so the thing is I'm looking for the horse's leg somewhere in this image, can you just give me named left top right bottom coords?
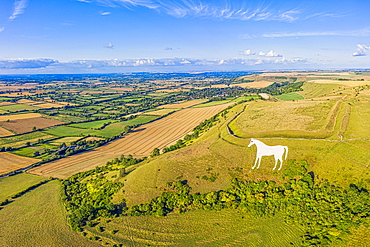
left=272, top=158, right=278, bottom=170
left=257, top=156, right=262, bottom=169
left=278, top=158, right=283, bottom=170
left=252, top=157, right=258, bottom=169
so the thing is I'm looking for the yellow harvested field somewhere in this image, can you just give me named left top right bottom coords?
left=0, top=113, right=41, bottom=122
left=28, top=103, right=233, bottom=178
left=144, top=108, right=178, bottom=116
left=0, top=102, right=14, bottom=106
left=33, top=103, right=64, bottom=108
left=17, top=99, right=40, bottom=105
left=0, top=92, right=42, bottom=97
left=234, top=80, right=275, bottom=88
left=309, top=79, right=370, bottom=87
left=158, top=99, right=208, bottom=109
left=0, top=126, right=14, bottom=137
left=0, top=153, right=38, bottom=176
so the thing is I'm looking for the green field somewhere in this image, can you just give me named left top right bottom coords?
left=0, top=173, right=47, bottom=203
left=47, top=114, right=88, bottom=123
left=86, top=210, right=302, bottom=246
left=11, top=147, right=40, bottom=157
left=298, top=82, right=342, bottom=98
left=0, top=131, right=56, bottom=148
left=69, top=119, right=117, bottom=129
left=45, top=115, right=159, bottom=138
left=0, top=180, right=100, bottom=247
left=0, top=103, right=40, bottom=112
left=275, top=92, right=305, bottom=101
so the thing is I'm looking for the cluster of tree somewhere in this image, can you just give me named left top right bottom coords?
left=127, top=160, right=369, bottom=246
left=257, top=81, right=304, bottom=95
left=62, top=155, right=143, bottom=231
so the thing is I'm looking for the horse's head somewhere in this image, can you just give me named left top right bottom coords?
left=248, top=138, right=256, bottom=147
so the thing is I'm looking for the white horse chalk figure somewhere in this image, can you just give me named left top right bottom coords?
left=248, top=138, right=288, bottom=170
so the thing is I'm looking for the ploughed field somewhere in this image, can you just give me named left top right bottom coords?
left=28, top=103, right=233, bottom=178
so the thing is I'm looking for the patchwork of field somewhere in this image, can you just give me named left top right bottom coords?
left=0, top=179, right=100, bottom=247
left=45, top=115, right=158, bottom=138
left=85, top=210, right=302, bottom=246
left=0, top=152, right=38, bottom=176
left=0, top=117, right=64, bottom=134
left=28, top=103, right=233, bottom=178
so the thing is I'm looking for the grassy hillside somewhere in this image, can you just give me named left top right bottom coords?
left=85, top=210, right=303, bottom=246
left=0, top=179, right=100, bottom=247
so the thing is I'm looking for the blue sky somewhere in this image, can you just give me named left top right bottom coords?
left=0, top=0, right=369, bottom=73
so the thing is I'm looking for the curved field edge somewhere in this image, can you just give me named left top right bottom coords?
left=85, top=210, right=303, bottom=247
left=0, top=179, right=100, bottom=247
left=28, top=103, right=233, bottom=178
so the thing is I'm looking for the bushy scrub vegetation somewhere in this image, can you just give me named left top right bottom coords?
left=126, top=160, right=369, bottom=246
left=62, top=155, right=144, bottom=231
left=63, top=157, right=369, bottom=246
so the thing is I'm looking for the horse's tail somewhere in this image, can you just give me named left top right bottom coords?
left=284, top=146, right=288, bottom=160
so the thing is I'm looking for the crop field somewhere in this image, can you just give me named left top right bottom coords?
left=143, top=108, right=178, bottom=116
left=228, top=100, right=337, bottom=139
left=28, top=103, right=233, bottom=178
left=0, top=131, right=56, bottom=149
left=298, top=82, right=342, bottom=98
left=0, top=117, right=64, bottom=134
left=45, top=115, right=158, bottom=138
left=275, top=92, right=305, bottom=101
left=233, top=80, right=275, bottom=88
left=86, top=210, right=302, bottom=246
left=11, top=147, right=41, bottom=157
left=33, top=102, right=65, bottom=108
left=158, top=99, right=208, bottom=108
left=0, top=180, right=100, bottom=247
left=0, top=112, right=41, bottom=122
left=0, top=103, right=40, bottom=112
left=0, top=152, right=38, bottom=175
left=0, top=173, right=47, bottom=203
left=49, top=136, right=83, bottom=145
left=192, top=100, right=231, bottom=108
left=69, top=119, right=117, bottom=129
left=0, top=126, right=14, bottom=137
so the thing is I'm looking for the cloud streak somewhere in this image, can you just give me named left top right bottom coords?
left=9, top=0, right=28, bottom=21
left=244, top=28, right=370, bottom=39
left=78, top=0, right=322, bottom=22
left=0, top=57, right=309, bottom=71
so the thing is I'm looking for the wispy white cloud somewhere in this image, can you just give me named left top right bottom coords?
left=245, top=28, right=370, bottom=39
left=9, top=0, right=28, bottom=21
left=0, top=27, right=5, bottom=33
left=77, top=0, right=319, bottom=22
left=100, top=11, right=112, bottom=15
left=353, top=44, right=370, bottom=56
